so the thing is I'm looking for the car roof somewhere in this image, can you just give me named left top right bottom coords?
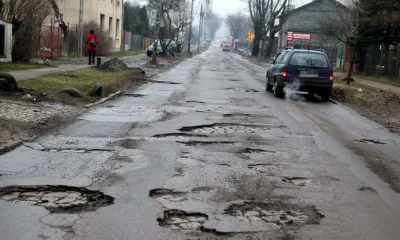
left=284, top=49, right=326, bottom=54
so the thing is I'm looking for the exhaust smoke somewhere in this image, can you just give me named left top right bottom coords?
left=283, top=78, right=305, bottom=101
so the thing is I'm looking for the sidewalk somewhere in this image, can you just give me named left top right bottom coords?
left=334, top=72, right=400, bottom=95
left=7, top=54, right=148, bottom=82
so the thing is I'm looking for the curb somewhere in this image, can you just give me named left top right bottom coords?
left=84, top=91, right=122, bottom=108
left=0, top=140, right=23, bottom=156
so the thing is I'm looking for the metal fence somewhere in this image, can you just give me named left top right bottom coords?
left=362, top=44, right=400, bottom=78
left=124, top=31, right=144, bottom=51
left=40, top=24, right=62, bottom=58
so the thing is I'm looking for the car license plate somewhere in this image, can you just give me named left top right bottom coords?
left=300, top=71, right=318, bottom=78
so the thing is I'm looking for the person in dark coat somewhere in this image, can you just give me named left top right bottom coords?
left=86, top=30, right=98, bottom=65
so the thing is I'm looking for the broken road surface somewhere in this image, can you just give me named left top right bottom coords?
left=1, top=44, right=400, bottom=240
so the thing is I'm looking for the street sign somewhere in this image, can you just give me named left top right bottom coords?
left=287, top=31, right=293, bottom=41
left=247, top=30, right=253, bottom=37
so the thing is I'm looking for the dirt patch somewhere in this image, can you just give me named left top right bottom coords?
left=225, top=201, right=324, bottom=226
left=0, top=99, right=79, bottom=154
left=0, top=185, right=114, bottom=213
left=332, top=81, right=400, bottom=133
left=100, top=58, right=129, bottom=72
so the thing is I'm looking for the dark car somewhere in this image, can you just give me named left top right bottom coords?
left=266, top=49, right=333, bottom=101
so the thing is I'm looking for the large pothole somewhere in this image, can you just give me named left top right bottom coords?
left=179, top=123, right=286, bottom=134
left=248, top=164, right=282, bottom=172
left=225, top=201, right=324, bottom=226
left=282, top=177, right=311, bottom=186
left=157, top=209, right=208, bottom=232
left=0, top=185, right=114, bottom=213
left=149, top=188, right=187, bottom=202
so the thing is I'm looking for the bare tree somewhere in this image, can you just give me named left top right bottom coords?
left=247, top=0, right=269, bottom=56
left=318, top=0, right=358, bottom=84
left=148, top=0, right=188, bottom=55
left=264, top=0, right=288, bottom=57
left=0, top=0, right=57, bottom=61
left=226, top=11, right=246, bottom=42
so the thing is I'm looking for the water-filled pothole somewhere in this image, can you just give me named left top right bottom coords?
left=282, top=177, right=311, bottom=186
left=157, top=209, right=208, bottom=231
left=225, top=201, right=324, bottom=226
left=0, top=185, right=114, bottom=213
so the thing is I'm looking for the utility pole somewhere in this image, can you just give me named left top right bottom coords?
left=152, top=5, right=161, bottom=65
left=187, top=0, right=194, bottom=53
left=78, top=0, right=84, bottom=57
left=198, top=4, right=204, bottom=53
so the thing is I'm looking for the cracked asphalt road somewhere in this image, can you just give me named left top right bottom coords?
left=1, top=44, right=400, bottom=240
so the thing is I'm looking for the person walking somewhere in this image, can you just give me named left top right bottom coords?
left=85, top=30, right=98, bottom=65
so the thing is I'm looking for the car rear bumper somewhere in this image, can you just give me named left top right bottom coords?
left=278, top=77, right=333, bottom=93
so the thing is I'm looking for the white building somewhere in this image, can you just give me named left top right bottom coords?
left=56, top=0, right=123, bottom=51
left=0, top=19, right=13, bottom=63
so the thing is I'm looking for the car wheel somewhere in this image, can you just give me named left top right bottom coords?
left=273, top=80, right=284, bottom=98
left=266, top=76, right=273, bottom=92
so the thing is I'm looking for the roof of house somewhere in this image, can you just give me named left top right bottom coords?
left=284, top=0, right=350, bottom=16
left=0, top=18, right=12, bottom=24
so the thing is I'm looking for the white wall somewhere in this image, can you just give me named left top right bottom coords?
left=0, top=20, right=13, bottom=63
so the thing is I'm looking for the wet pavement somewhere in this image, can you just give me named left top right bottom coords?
left=1, top=44, right=400, bottom=240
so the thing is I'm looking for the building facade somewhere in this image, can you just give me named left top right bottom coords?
left=278, top=0, right=349, bottom=67
left=0, top=19, right=12, bottom=63
left=57, top=0, right=123, bottom=51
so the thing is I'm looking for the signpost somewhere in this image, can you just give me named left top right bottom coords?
left=247, top=30, right=254, bottom=53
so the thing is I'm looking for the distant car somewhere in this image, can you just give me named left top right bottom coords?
left=222, top=44, right=230, bottom=52
left=220, top=41, right=226, bottom=47
left=147, top=40, right=177, bottom=57
left=266, top=49, right=333, bottom=101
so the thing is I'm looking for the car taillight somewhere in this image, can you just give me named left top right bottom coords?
left=329, top=71, right=334, bottom=81
left=281, top=67, right=287, bottom=77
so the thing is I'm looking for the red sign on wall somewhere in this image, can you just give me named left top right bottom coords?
left=287, top=31, right=293, bottom=41
left=293, top=33, right=311, bottom=40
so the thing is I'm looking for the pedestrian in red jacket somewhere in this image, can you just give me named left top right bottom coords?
left=86, top=30, right=98, bottom=65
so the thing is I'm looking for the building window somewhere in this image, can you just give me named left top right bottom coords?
left=109, top=17, right=113, bottom=37
left=116, top=19, right=120, bottom=39
left=100, top=14, right=105, bottom=31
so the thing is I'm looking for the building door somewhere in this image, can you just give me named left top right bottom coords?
left=0, top=24, right=5, bottom=57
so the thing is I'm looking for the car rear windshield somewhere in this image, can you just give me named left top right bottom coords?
left=289, top=53, right=328, bottom=68
left=224, top=45, right=230, bottom=48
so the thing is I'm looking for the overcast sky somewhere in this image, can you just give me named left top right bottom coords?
left=212, top=0, right=313, bottom=16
